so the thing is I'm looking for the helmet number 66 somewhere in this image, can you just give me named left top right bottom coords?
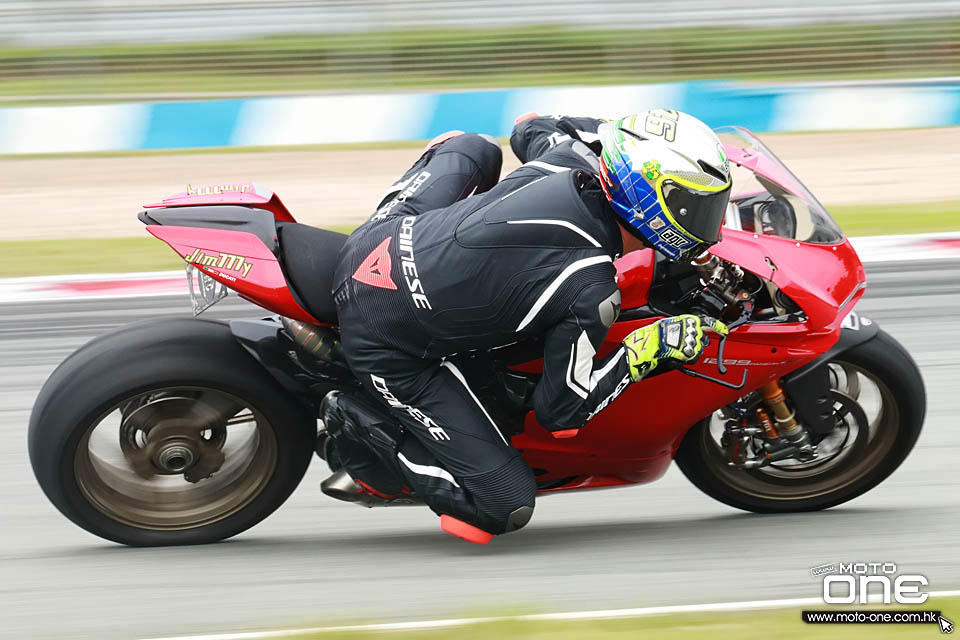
left=644, top=109, right=679, bottom=142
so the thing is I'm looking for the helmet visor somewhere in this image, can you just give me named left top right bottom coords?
left=661, top=181, right=732, bottom=245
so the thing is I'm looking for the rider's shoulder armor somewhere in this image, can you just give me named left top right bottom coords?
left=454, top=169, right=615, bottom=251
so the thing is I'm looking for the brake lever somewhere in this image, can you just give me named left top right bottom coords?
left=678, top=300, right=754, bottom=389
left=714, top=301, right=753, bottom=375
left=678, top=366, right=748, bottom=390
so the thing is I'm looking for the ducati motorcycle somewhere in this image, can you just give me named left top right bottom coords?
left=28, top=127, right=925, bottom=546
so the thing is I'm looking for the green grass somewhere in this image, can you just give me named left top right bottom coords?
left=829, top=201, right=960, bottom=237
left=0, top=20, right=957, bottom=103
left=0, top=229, right=355, bottom=278
left=245, top=597, right=960, bottom=639
left=0, top=237, right=182, bottom=278
left=1, top=201, right=956, bottom=278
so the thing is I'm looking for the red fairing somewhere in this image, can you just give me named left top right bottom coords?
left=146, top=225, right=319, bottom=323
left=514, top=324, right=833, bottom=488
left=615, top=248, right=655, bottom=309
left=144, top=182, right=297, bottom=223
left=710, top=230, right=865, bottom=331
left=511, top=232, right=865, bottom=494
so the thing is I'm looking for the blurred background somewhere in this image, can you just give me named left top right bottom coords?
left=2, top=0, right=960, bottom=247
left=2, top=0, right=960, bottom=97
left=0, top=0, right=958, bottom=265
left=3, top=4, right=960, bottom=640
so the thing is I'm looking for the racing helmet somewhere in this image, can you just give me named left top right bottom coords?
left=598, top=110, right=732, bottom=261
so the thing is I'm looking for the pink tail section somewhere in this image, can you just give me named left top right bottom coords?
left=144, top=182, right=297, bottom=223
left=146, top=224, right=319, bottom=323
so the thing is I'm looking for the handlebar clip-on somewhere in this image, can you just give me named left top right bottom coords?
left=678, top=301, right=754, bottom=390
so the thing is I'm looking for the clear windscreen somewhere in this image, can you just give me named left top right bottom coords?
left=715, top=126, right=843, bottom=244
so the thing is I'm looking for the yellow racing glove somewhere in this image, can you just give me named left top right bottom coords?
left=623, top=315, right=728, bottom=382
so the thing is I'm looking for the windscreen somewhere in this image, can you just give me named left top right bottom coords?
left=715, top=126, right=843, bottom=244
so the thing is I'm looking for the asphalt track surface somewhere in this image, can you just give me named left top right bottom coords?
left=2, top=260, right=959, bottom=640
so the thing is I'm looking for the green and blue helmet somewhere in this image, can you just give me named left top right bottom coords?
left=598, top=110, right=732, bottom=261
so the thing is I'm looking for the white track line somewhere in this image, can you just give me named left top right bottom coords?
left=142, top=590, right=960, bottom=640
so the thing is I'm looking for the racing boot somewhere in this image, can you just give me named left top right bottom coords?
left=319, top=391, right=419, bottom=506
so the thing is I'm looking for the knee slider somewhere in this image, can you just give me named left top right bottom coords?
left=461, top=455, right=536, bottom=534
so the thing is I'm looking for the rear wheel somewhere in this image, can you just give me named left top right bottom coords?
left=29, top=318, right=316, bottom=546
left=674, top=329, right=925, bottom=513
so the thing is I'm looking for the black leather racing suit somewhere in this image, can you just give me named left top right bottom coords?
left=331, top=117, right=636, bottom=534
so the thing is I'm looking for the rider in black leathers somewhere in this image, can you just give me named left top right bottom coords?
left=326, top=113, right=731, bottom=543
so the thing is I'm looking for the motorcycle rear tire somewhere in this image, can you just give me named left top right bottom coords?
left=28, top=317, right=315, bottom=546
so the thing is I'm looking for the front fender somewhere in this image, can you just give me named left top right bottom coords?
left=782, top=310, right=879, bottom=435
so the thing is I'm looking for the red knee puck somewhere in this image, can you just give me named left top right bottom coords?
left=440, top=514, right=493, bottom=545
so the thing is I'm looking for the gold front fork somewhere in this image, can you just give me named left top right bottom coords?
left=760, top=380, right=801, bottom=437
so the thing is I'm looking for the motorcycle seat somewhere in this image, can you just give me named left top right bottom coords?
left=277, top=222, right=348, bottom=324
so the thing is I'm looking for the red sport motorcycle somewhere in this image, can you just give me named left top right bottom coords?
left=29, top=127, right=925, bottom=546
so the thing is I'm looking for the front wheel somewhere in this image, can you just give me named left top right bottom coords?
left=674, top=328, right=925, bottom=513
left=28, top=318, right=316, bottom=546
